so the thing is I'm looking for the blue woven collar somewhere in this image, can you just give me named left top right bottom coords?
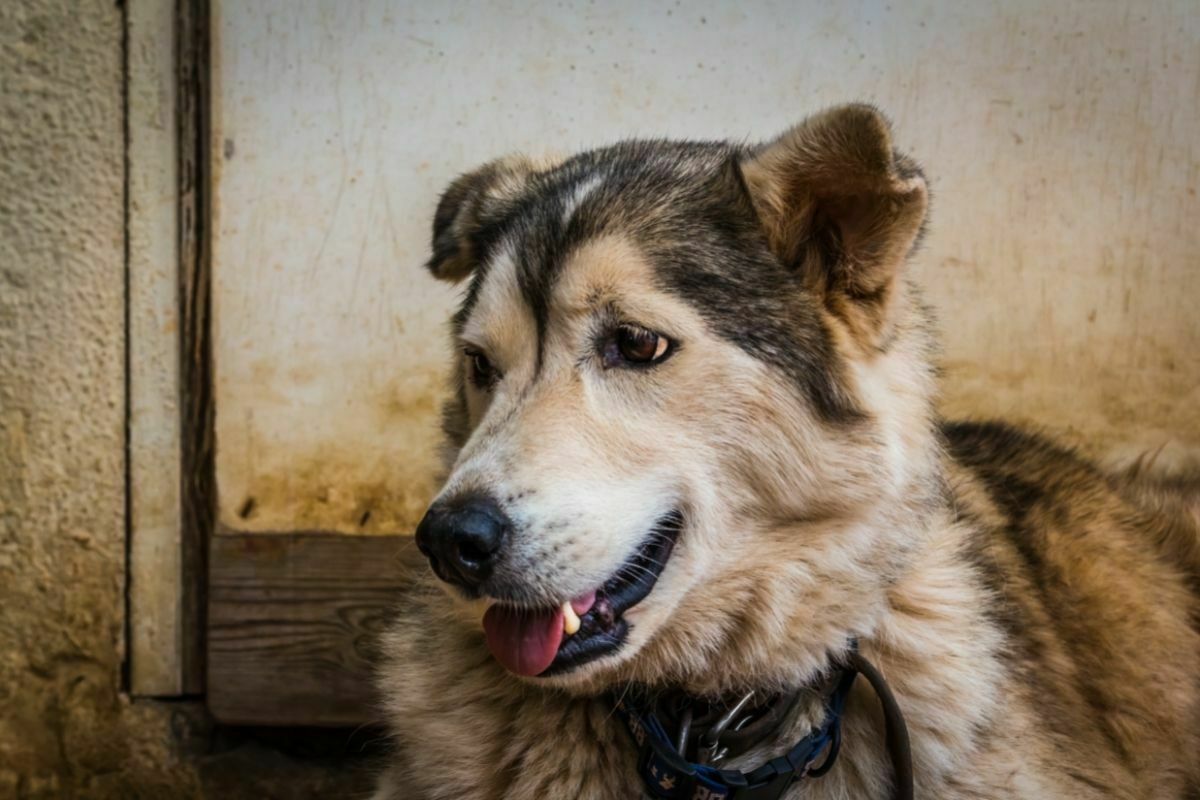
left=613, top=661, right=859, bottom=800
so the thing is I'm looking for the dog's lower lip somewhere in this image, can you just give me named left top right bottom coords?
left=539, top=510, right=683, bottom=676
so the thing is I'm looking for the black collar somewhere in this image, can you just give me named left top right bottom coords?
left=612, top=642, right=914, bottom=800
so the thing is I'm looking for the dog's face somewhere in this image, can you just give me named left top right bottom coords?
left=413, top=105, right=934, bottom=692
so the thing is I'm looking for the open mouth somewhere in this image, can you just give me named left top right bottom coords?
left=481, top=511, right=682, bottom=678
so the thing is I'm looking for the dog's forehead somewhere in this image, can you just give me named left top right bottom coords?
left=458, top=141, right=736, bottom=336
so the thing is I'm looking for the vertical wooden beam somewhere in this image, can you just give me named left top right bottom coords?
left=177, top=0, right=212, bottom=695
left=127, top=0, right=186, bottom=696
left=126, top=0, right=209, bottom=697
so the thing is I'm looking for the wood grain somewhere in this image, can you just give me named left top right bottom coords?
left=207, top=532, right=420, bottom=726
left=177, top=0, right=210, bottom=696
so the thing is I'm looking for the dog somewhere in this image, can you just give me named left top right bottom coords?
left=373, top=104, right=1200, bottom=799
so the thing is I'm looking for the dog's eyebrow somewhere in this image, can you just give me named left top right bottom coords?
left=514, top=212, right=557, bottom=375
left=511, top=173, right=613, bottom=376
left=580, top=285, right=620, bottom=311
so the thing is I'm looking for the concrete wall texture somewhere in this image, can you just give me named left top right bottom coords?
left=0, top=4, right=374, bottom=797
left=0, top=0, right=188, bottom=795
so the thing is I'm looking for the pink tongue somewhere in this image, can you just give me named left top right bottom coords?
left=483, top=604, right=564, bottom=677
left=482, top=592, right=598, bottom=677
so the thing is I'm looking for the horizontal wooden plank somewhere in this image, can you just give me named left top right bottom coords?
left=207, top=531, right=421, bottom=726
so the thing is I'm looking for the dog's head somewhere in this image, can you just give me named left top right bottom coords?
left=413, top=105, right=937, bottom=693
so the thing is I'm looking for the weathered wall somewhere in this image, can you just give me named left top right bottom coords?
left=0, top=4, right=379, bottom=796
left=0, top=1, right=198, bottom=795
left=211, top=0, right=1199, bottom=538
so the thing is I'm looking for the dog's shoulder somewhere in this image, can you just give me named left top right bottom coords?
left=940, top=419, right=1200, bottom=793
left=941, top=419, right=1100, bottom=495
left=943, top=418, right=1200, bottom=580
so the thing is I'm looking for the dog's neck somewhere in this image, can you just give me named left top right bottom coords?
left=634, top=463, right=950, bottom=696
left=724, top=489, right=1003, bottom=793
left=606, top=439, right=1004, bottom=786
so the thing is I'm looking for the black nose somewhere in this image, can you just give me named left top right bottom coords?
left=414, top=494, right=510, bottom=590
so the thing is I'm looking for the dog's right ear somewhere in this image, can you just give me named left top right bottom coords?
left=740, top=104, right=928, bottom=346
left=427, top=155, right=556, bottom=282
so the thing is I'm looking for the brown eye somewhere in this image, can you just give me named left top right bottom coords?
left=604, top=325, right=673, bottom=368
left=466, top=348, right=498, bottom=388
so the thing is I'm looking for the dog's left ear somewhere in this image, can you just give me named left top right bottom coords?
left=427, top=154, right=560, bottom=282
left=740, top=104, right=928, bottom=344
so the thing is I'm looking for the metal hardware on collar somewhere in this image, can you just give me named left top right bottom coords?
left=613, top=641, right=914, bottom=800
left=613, top=661, right=857, bottom=799
left=654, top=686, right=802, bottom=766
left=697, top=689, right=756, bottom=765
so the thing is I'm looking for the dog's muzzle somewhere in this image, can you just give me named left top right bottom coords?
left=417, top=501, right=683, bottom=678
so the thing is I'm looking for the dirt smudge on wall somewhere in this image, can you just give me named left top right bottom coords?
left=215, top=363, right=450, bottom=535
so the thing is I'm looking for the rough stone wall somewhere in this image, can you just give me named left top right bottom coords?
left=0, top=0, right=198, bottom=795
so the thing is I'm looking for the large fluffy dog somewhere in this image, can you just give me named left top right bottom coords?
left=373, top=105, right=1200, bottom=799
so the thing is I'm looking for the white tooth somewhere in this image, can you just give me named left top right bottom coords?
left=562, top=601, right=581, bottom=636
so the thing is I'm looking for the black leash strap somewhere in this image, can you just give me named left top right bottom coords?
left=849, top=650, right=914, bottom=800
left=616, top=644, right=914, bottom=800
